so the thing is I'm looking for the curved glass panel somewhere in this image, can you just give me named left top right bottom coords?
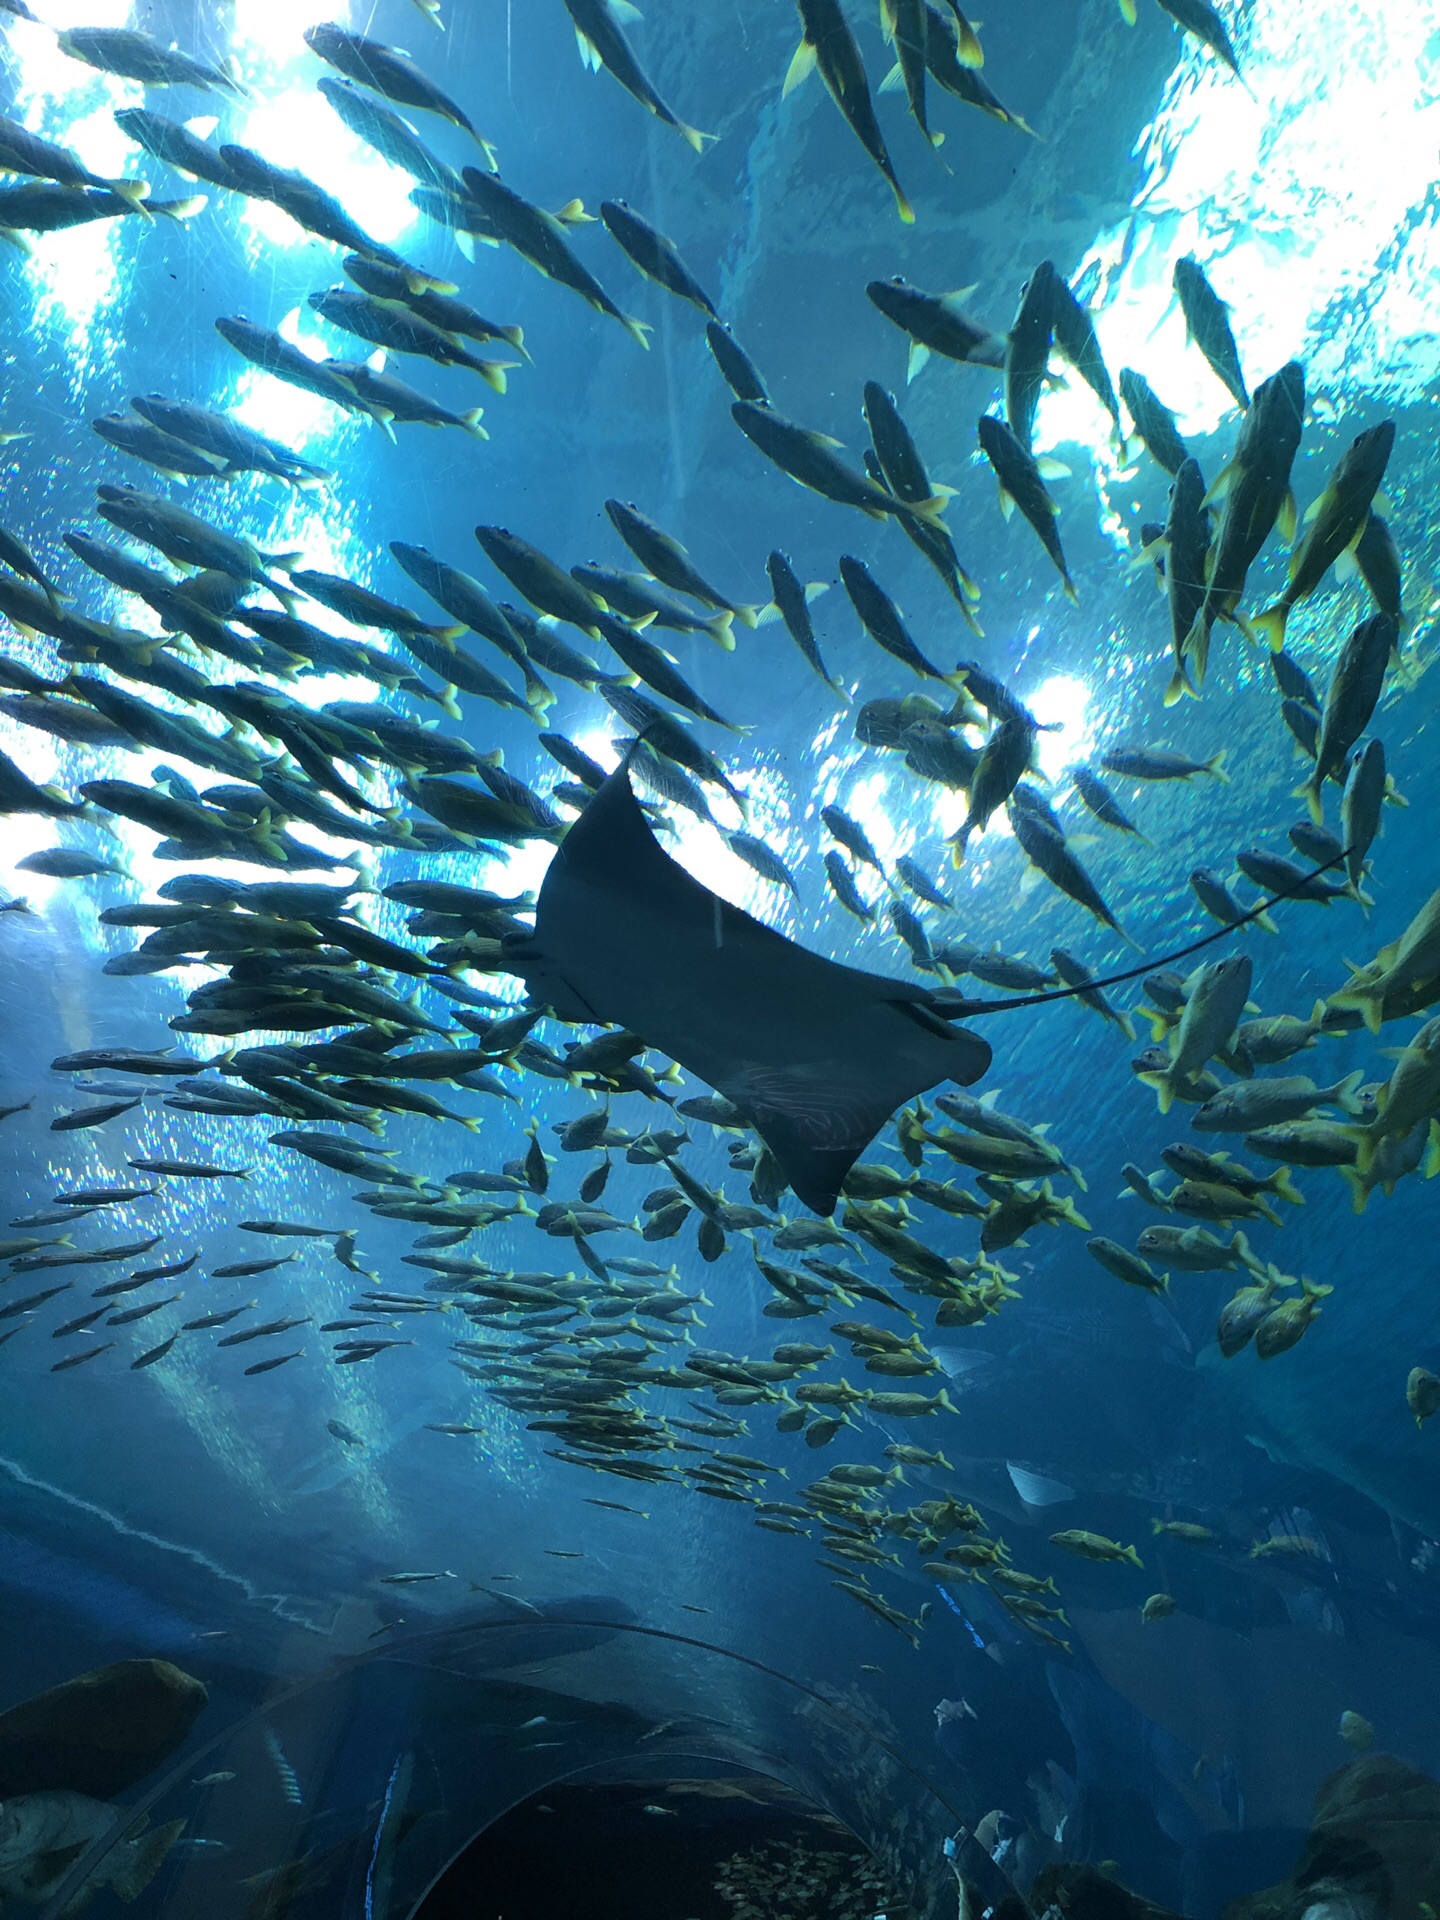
left=0, top=2, right=1437, bottom=1919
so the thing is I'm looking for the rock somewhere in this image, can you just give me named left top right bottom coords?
left=1025, top=1862, right=1186, bottom=1920
left=0, top=1659, right=207, bottom=1799
left=1224, top=1756, right=1440, bottom=1920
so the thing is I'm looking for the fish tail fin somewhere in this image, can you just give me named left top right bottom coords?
left=624, top=315, right=652, bottom=349
left=1423, top=1118, right=1440, bottom=1180
left=1290, top=769, right=1325, bottom=825
left=461, top=407, right=489, bottom=439
left=1163, top=658, right=1195, bottom=706
left=109, top=176, right=152, bottom=213
left=733, top=604, right=762, bottom=631
left=1334, top=1068, right=1366, bottom=1117
left=784, top=37, right=818, bottom=95
left=1119, top=0, right=1138, bottom=19
left=910, top=494, right=950, bottom=531
left=1254, top=1194, right=1283, bottom=1227
left=479, top=361, right=508, bottom=394
left=1255, top=908, right=1278, bottom=934
left=894, top=180, right=916, bottom=225
left=1338, top=1164, right=1369, bottom=1214
left=1206, top=750, right=1229, bottom=784
left=1270, top=1165, right=1304, bottom=1207
left=678, top=121, right=713, bottom=153
left=113, top=1819, right=186, bottom=1903
left=1251, top=602, right=1288, bottom=651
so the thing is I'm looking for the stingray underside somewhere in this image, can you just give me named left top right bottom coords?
left=503, top=764, right=991, bottom=1212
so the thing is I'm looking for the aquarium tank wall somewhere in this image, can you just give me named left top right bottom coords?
left=0, top=0, right=1438, bottom=1916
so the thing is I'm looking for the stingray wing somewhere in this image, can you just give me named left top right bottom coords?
left=506, top=763, right=991, bottom=1211
left=724, top=999, right=990, bottom=1213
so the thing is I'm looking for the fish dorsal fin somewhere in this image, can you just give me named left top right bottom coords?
left=1036, top=456, right=1070, bottom=481
left=366, top=348, right=387, bottom=371
left=939, top=286, right=980, bottom=310
left=184, top=115, right=219, bottom=138
left=784, top=39, right=818, bottom=96
left=906, top=341, right=930, bottom=384
left=608, top=0, right=644, bottom=20
left=878, top=59, right=906, bottom=93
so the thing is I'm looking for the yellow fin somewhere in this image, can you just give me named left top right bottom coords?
left=784, top=38, right=818, bottom=96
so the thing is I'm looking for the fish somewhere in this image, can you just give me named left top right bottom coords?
left=1235, top=849, right=1349, bottom=905
left=839, top=556, right=953, bottom=683
left=822, top=805, right=884, bottom=873
left=976, top=414, right=1076, bottom=601
left=0, top=112, right=149, bottom=211
left=1188, top=361, right=1305, bottom=682
left=605, top=501, right=757, bottom=632
left=1190, top=867, right=1277, bottom=937
left=503, top=760, right=990, bottom=1214
left=1009, top=809, right=1134, bottom=945
left=766, top=552, right=840, bottom=689
left=1101, top=746, right=1227, bottom=783
left=786, top=0, right=914, bottom=223
left=459, top=170, right=649, bottom=346
left=1048, top=274, right=1119, bottom=430
left=1051, top=948, right=1135, bottom=1036
left=878, top=0, right=939, bottom=150
left=1156, top=0, right=1244, bottom=76
left=561, top=0, right=708, bottom=149
left=705, top=322, right=769, bottom=404
left=1407, top=1369, right=1440, bottom=1429
left=732, top=402, right=943, bottom=526
left=1173, top=256, right=1247, bottom=409
left=303, top=25, right=494, bottom=156
left=1162, top=458, right=1212, bottom=705
left=1295, top=613, right=1395, bottom=826
left=317, top=80, right=463, bottom=195
left=57, top=25, right=244, bottom=95
left=220, top=147, right=420, bottom=273
left=865, top=278, right=1006, bottom=383
left=824, top=852, right=873, bottom=921
left=0, top=185, right=199, bottom=240
left=0, top=1791, right=184, bottom=1909
left=1005, top=261, right=1059, bottom=452
left=953, top=716, right=1038, bottom=854
left=599, top=201, right=717, bottom=316
left=1193, top=1072, right=1365, bottom=1133
left=1069, top=768, right=1143, bottom=838
left=1253, top=1278, right=1329, bottom=1359
left=1341, top=738, right=1388, bottom=896
left=1087, top=1236, right=1166, bottom=1290
left=1119, top=369, right=1190, bottom=474
left=1048, top=1529, right=1142, bottom=1567
left=1252, top=424, right=1395, bottom=652
left=307, top=290, right=512, bottom=389
left=920, top=3, right=1033, bottom=131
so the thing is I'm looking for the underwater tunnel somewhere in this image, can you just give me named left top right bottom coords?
left=0, top=0, right=1439, bottom=1915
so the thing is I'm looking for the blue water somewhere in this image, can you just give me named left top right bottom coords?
left=0, top=2, right=1437, bottom=1916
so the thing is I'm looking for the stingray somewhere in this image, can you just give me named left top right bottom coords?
left=504, top=761, right=1353, bottom=1216
left=503, top=761, right=991, bottom=1214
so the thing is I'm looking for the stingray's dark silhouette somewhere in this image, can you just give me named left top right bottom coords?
left=503, top=763, right=991, bottom=1214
